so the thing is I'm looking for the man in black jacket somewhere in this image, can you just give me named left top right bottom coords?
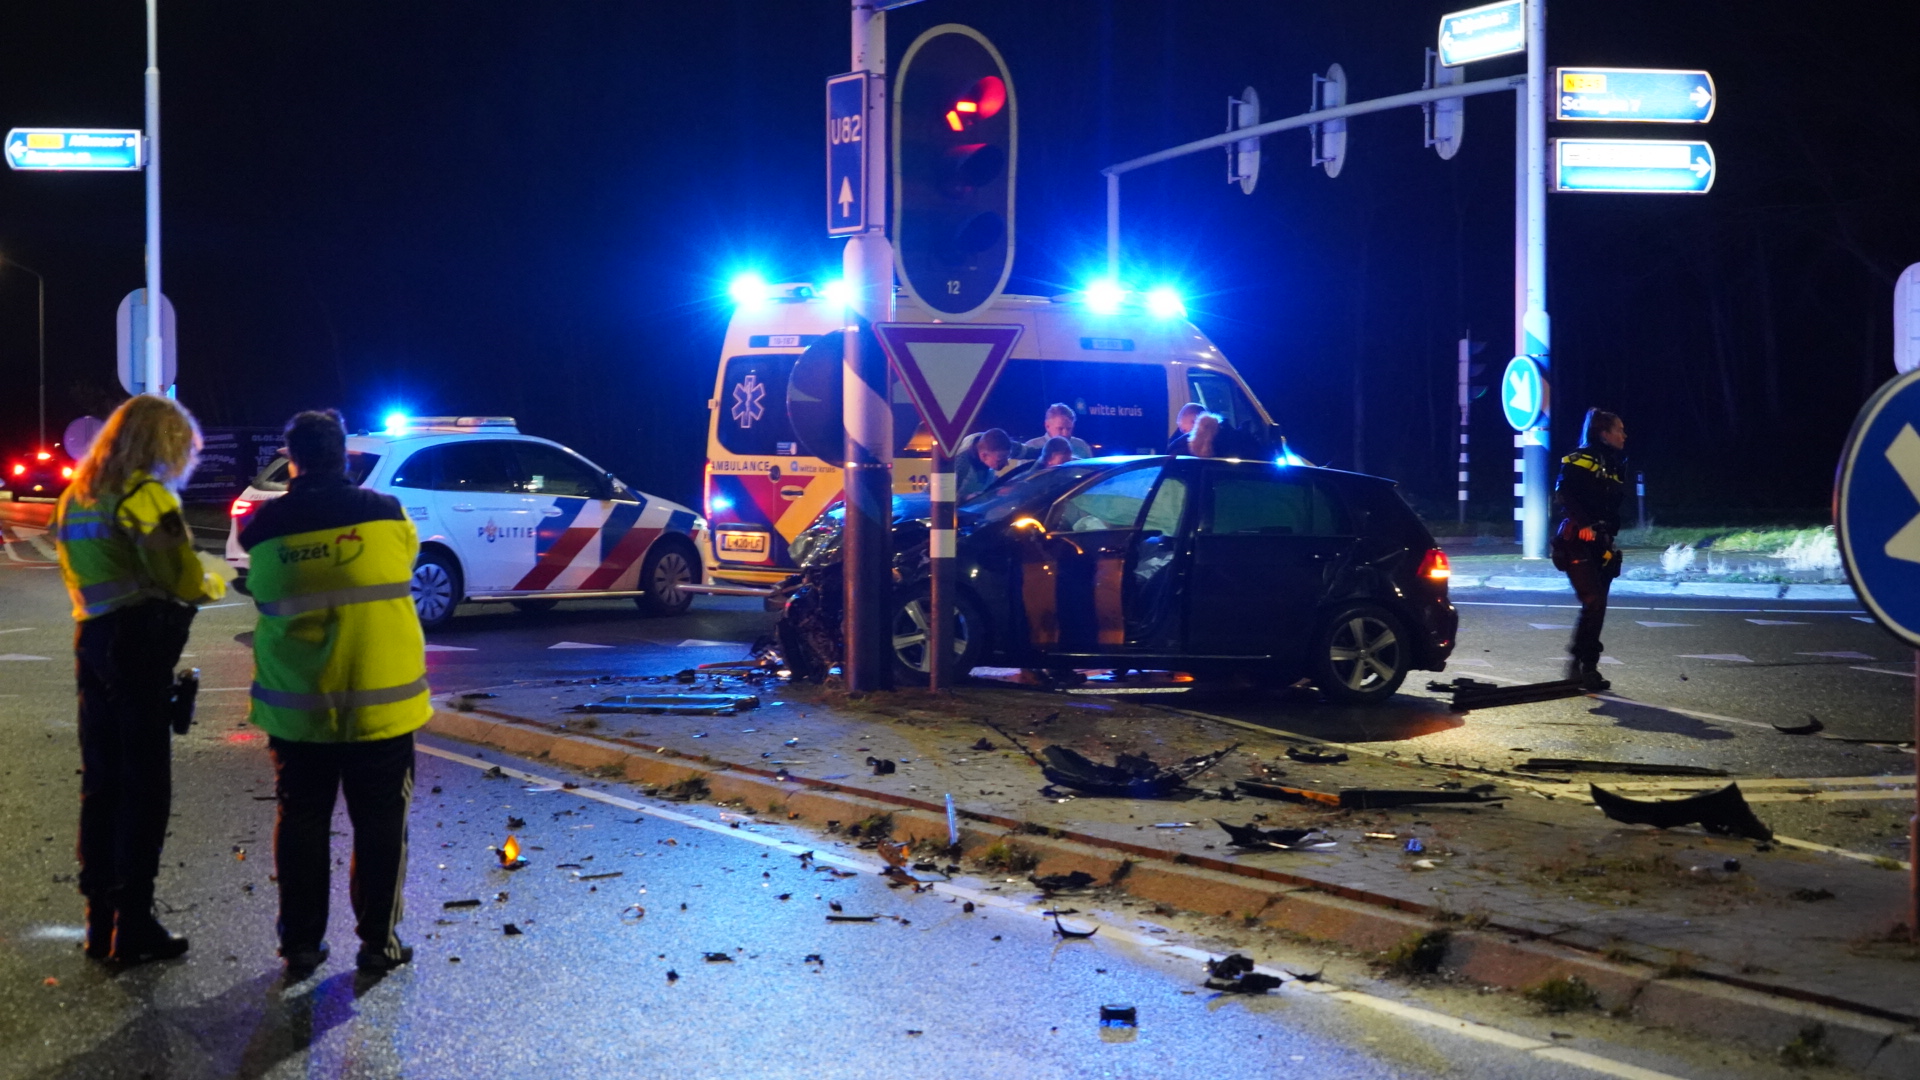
left=1554, top=408, right=1627, bottom=691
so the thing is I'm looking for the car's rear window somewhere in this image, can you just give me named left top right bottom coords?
left=249, top=451, right=380, bottom=492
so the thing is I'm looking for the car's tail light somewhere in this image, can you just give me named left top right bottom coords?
left=1418, top=548, right=1451, bottom=583
left=60, top=466, right=72, bottom=478
left=35, top=450, right=51, bottom=461
left=9, top=463, right=23, bottom=476
left=230, top=497, right=254, bottom=518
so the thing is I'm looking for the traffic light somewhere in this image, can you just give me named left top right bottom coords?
left=893, top=25, right=1016, bottom=320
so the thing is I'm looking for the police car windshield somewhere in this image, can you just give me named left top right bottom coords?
left=959, top=462, right=1106, bottom=523
left=251, top=452, right=381, bottom=492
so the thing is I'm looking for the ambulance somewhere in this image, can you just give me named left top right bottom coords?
left=701, top=284, right=1287, bottom=591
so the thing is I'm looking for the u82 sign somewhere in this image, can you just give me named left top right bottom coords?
left=826, top=73, right=870, bottom=237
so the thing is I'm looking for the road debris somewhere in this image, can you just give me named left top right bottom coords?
left=1213, top=820, right=1334, bottom=851
left=1773, top=715, right=1825, bottom=736
left=503, top=923, right=523, bottom=936
left=495, top=835, right=526, bottom=869
left=1098, top=1005, right=1137, bottom=1027
left=1052, top=914, right=1098, bottom=939
left=867, top=757, right=897, bottom=776
left=1286, top=746, right=1350, bottom=765
left=1590, top=782, right=1774, bottom=840
left=442, top=898, right=482, bottom=909
left=1445, top=676, right=1586, bottom=712
left=1337, top=788, right=1507, bottom=810
left=571, top=692, right=760, bottom=716
left=971, top=738, right=995, bottom=751
left=704, top=952, right=734, bottom=962
left=1204, top=954, right=1283, bottom=994
left=1035, top=742, right=1240, bottom=798
left=826, top=915, right=880, bottom=923
left=1030, top=871, right=1097, bottom=893
left=1521, top=758, right=1728, bottom=777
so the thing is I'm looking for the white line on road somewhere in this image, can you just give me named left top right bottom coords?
left=199, top=602, right=247, bottom=609
left=0, top=627, right=34, bottom=634
left=0, top=654, right=50, bottom=661
left=413, top=740, right=1693, bottom=1080
left=1676, top=653, right=1752, bottom=662
left=549, top=641, right=614, bottom=650
left=1589, top=695, right=1777, bottom=731
left=1850, top=666, right=1914, bottom=679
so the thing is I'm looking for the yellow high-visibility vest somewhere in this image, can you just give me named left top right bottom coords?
left=246, top=517, right=430, bottom=742
left=54, top=473, right=224, bottom=621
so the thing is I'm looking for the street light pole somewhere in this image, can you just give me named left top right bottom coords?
left=144, top=0, right=166, bottom=398
left=1, top=258, right=48, bottom=449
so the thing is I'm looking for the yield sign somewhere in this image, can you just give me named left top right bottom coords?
left=874, top=322, right=1023, bottom=456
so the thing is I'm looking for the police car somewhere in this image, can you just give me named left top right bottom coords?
left=224, top=417, right=707, bottom=630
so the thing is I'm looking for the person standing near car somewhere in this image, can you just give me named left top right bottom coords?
left=241, top=409, right=430, bottom=977
left=55, top=394, right=226, bottom=964
left=1022, top=403, right=1093, bottom=460
left=1167, top=402, right=1204, bottom=455
left=954, top=428, right=1014, bottom=499
left=1553, top=408, right=1628, bottom=691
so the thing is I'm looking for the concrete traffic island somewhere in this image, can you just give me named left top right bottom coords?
left=426, top=675, right=1919, bottom=1076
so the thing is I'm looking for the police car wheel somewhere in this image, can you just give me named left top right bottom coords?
left=411, top=549, right=463, bottom=631
left=889, top=588, right=984, bottom=684
left=635, top=542, right=697, bottom=616
left=1310, top=603, right=1409, bottom=705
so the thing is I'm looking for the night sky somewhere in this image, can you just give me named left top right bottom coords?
left=2, top=2, right=1916, bottom=522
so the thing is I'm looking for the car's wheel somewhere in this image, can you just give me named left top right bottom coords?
left=411, top=548, right=463, bottom=631
left=511, top=599, right=558, bottom=614
left=1310, top=603, right=1410, bottom=705
left=635, top=540, right=698, bottom=616
left=889, top=587, right=986, bottom=684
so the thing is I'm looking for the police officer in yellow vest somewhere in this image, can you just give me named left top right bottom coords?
left=55, top=394, right=225, bottom=965
left=241, top=410, right=430, bottom=977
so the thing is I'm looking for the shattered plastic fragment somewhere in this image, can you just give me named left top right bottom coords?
left=442, top=898, right=482, bottom=909
left=704, top=952, right=734, bottom=962
left=1214, top=820, right=1332, bottom=851
left=1052, top=914, right=1098, bottom=940
left=1590, top=782, right=1773, bottom=840
left=1099, top=1005, right=1137, bottom=1027
left=1037, top=743, right=1239, bottom=798
left=1286, top=746, right=1350, bottom=765
left=1030, top=871, right=1097, bottom=893
left=1205, top=954, right=1283, bottom=994
left=503, top=923, right=523, bottom=936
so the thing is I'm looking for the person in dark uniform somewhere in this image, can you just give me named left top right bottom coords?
left=1554, top=408, right=1628, bottom=690
left=54, top=394, right=226, bottom=964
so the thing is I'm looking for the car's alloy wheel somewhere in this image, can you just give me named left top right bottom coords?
left=636, top=544, right=698, bottom=616
left=1313, top=604, right=1409, bottom=704
left=411, top=552, right=462, bottom=631
left=890, top=591, right=978, bottom=679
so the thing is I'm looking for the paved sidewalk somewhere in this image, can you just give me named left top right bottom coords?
left=426, top=673, right=1920, bottom=1076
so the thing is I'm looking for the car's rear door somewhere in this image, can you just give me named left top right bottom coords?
left=1184, top=464, right=1355, bottom=660
left=426, top=440, right=535, bottom=592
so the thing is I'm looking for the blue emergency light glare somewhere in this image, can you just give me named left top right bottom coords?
left=820, top=279, right=852, bottom=306
left=1083, top=279, right=1126, bottom=315
left=1144, top=286, right=1185, bottom=319
left=709, top=494, right=734, bottom=513
left=383, top=412, right=408, bottom=434
left=728, top=273, right=770, bottom=307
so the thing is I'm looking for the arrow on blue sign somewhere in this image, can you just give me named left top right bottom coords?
left=5, top=128, right=142, bottom=171
left=1501, top=355, right=1546, bottom=431
left=1552, top=139, right=1716, bottom=194
left=1554, top=68, right=1716, bottom=124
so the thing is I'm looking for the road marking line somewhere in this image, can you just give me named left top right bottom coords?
left=0, top=627, right=34, bottom=634
left=1798, top=651, right=1875, bottom=660
left=1527, top=622, right=1573, bottom=630
left=1589, top=695, right=1777, bottom=731
left=1746, top=618, right=1807, bottom=625
left=0, top=654, right=51, bottom=661
left=414, top=739, right=1689, bottom=1080
left=1676, top=653, right=1752, bottom=662
left=1851, top=666, right=1913, bottom=678
left=1604, top=775, right=1913, bottom=791
left=199, top=602, right=246, bottom=609
left=549, top=641, right=614, bottom=650
left=425, top=644, right=478, bottom=652
left=1634, top=621, right=1695, bottom=628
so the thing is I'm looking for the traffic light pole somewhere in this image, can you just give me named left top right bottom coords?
left=843, top=0, right=896, bottom=692
left=1517, top=0, right=1551, bottom=560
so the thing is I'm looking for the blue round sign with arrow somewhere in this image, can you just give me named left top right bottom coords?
left=1836, top=368, right=1920, bottom=647
left=1501, top=355, right=1546, bottom=431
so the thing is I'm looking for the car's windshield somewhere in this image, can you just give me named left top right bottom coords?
left=959, top=462, right=1106, bottom=523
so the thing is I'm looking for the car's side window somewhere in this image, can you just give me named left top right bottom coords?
left=1048, top=466, right=1163, bottom=532
left=1140, top=474, right=1188, bottom=537
left=1203, top=472, right=1346, bottom=536
left=431, top=442, right=519, bottom=494
left=512, top=443, right=604, bottom=499
left=389, top=448, right=436, bottom=489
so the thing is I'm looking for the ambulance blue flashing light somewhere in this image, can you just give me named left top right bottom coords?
left=820, top=279, right=853, bottom=306
left=728, top=273, right=770, bottom=308
left=709, top=494, right=734, bottom=513
left=1083, top=279, right=1126, bottom=315
left=1145, top=286, right=1185, bottom=319
left=383, top=412, right=409, bottom=434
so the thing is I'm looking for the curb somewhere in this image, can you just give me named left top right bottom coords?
left=423, top=707, right=1920, bottom=1076
left=1452, top=576, right=1857, bottom=602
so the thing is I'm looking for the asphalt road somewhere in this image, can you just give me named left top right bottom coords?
left=0, top=500, right=1855, bottom=1079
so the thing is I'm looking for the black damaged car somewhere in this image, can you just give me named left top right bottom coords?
left=776, top=456, right=1457, bottom=704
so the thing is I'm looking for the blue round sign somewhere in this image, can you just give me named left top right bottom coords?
left=1837, top=368, right=1920, bottom=647
left=1501, top=355, right=1546, bottom=431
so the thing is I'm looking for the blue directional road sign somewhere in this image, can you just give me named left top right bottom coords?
left=1437, top=0, right=1524, bottom=67
left=826, top=73, right=870, bottom=237
left=1836, top=368, right=1920, bottom=646
left=1554, top=68, right=1715, bottom=124
left=1501, top=355, right=1546, bottom=431
left=5, top=128, right=142, bottom=171
left=1552, top=139, right=1716, bottom=194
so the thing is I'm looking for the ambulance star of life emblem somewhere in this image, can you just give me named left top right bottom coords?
left=731, top=374, right=766, bottom=428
